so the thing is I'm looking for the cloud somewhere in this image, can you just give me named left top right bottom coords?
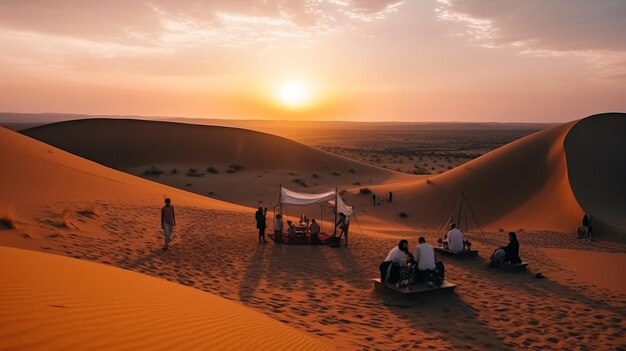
left=436, top=0, right=626, bottom=77
left=0, top=0, right=405, bottom=47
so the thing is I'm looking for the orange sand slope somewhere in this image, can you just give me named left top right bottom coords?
left=564, top=113, right=626, bottom=235
left=0, top=126, right=243, bottom=210
left=23, top=118, right=409, bottom=207
left=0, top=246, right=330, bottom=351
left=353, top=113, right=625, bottom=234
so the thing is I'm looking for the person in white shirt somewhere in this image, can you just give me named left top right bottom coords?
left=309, top=218, right=320, bottom=244
left=414, top=236, right=436, bottom=271
left=273, top=214, right=283, bottom=243
left=385, top=240, right=409, bottom=266
left=415, top=236, right=446, bottom=285
left=447, top=223, right=465, bottom=252
left=380, top=240, right=409, bottom=284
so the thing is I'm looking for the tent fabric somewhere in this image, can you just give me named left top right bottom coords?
left=279, top=186, right=354, bottom=216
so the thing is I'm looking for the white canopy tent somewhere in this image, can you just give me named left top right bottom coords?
left=279, top=186, right=354, bottom=216
left=277, top=186, right=354, bottom=240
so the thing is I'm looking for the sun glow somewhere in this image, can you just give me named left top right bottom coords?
left=277, top=81, right=311, bottom=108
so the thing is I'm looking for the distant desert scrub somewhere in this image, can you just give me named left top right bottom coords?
left=399, top=211, right=409, bottom=218
left=171, top=168, right=178, bottom=174
left=331, top=171, right=341, bottom=176
left=293, top=178, right=308, bottom=187
left=206, top=166, right=219, bottom=174
left=228, top=164, right=245, bottom=172
left=349, top=168, right=356, bottom=174
left=187, top=168, right=205, bottom=177
left=359, top=188, right=372, bottom=195
left=0, top=206, right=17, bottom=229
left=143, top=166, right=163, bottom=176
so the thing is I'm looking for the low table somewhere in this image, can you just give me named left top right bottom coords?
left=434, top=247, right=479, bottom=257
left=372, top=278, right=457, bottom=295
left=502, top=262, right=529, bottom=272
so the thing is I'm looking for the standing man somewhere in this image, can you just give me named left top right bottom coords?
left=255, top=206, right=268, bottom=243
left=389, top=191, right=393, bottom=203
left=372, top=193, right=376, bottom=207
left=161, top=198, right=176, bottom=251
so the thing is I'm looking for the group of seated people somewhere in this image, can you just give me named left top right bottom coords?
left=380, top=237, right=446, bottom=288
left=273, top=214, right=321, bottom=244
left=380, top=230, right=524, bottom=288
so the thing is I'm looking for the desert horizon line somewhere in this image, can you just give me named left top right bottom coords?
left=0, top=111, right=588, bottom=125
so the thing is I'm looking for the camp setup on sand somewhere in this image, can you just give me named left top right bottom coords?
left=435, top=192, right=482, bottom=257
left=270, top=186, right=354, bottom=246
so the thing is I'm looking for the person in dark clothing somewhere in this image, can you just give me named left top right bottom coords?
left=489, top=232, right=522, bottom=267
left=255, top=207, right=267, bottom=243
left=579, top=214, right=593, bottom=240
left=372, top=193, right=376, bottom=207
left=502, top=232, right=522, bottom=264
left=388, top=191, right=393, bottom=203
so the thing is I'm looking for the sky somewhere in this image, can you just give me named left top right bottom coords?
left=0, top=0, right=625, bottom=122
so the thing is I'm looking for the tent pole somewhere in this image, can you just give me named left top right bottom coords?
left=456, top=192, right=464, bottom=228
left=320, top=203, right=323, bottom=234
left=333, top=187, right=338, bottom=236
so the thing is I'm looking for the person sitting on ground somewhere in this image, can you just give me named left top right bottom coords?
left=489, top=231, right=522, bottom=267
left=309, top=218, right=320, bottom=244
left=287, top=220, right=297, bottom=244
left=414, top=236, right=444, bottom=285
left=380, top=239, right=409, bottom=284
left=580, top=214, right=592, bottom=240
left=274, top=213, right=283, bottom=243
left=446, top=223, right=465, bottom=252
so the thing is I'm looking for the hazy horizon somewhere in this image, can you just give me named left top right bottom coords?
left=1, top=1, right=625, bottom=122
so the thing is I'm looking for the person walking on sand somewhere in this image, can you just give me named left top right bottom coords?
left=255, top=207, right=268, bottom=243
left=161, top=198, right=176, bottom=250
left=372, top=193, right=376, bottom=207
left=389, top=191, right=393, bottom=203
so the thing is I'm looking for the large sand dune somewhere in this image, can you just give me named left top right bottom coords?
left=563, top=113, right=626, bottom=235
left=2, top=122, right=626, bottom=350
left=0, top=246, right=329, bottom=351
left=346, top=113, right=625, bottom=235
left=23, top=119, right=409, bottom=207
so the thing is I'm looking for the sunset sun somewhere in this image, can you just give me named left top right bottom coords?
left=277, top=81, right=311, bottom=108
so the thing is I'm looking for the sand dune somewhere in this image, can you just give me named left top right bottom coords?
left=563, top=112, right=626, bottom=236
left=23, top=119, right=409, bottom=207
left=2, top=122, right=626, bottom=350
left=0, top=246, right=329, bottom=351
left=347, top=114, right=625, bottom=235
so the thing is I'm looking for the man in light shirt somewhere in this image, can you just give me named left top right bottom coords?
left=414, top=236, right=436, bottom=271
left=447, top=223, right=465, bottom=252
left=380, top=240, right=409, bottom=284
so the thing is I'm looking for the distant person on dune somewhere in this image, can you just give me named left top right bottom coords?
left=380, top=239, right=409, bottom=284
left=489, top=232, right=522, bottom=267
left=388, top=191, right=393, bottom=203
left=446, top=223, right=465, bottom=252
left=255, top=207, right=268, bottom=243
left=274, top=213, right=283, bottom=243
left=372, top=193, right=376, bottom=207
left=161, top=198, right=176, bottom=251
left=309, top=218, right=320, bottom=244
